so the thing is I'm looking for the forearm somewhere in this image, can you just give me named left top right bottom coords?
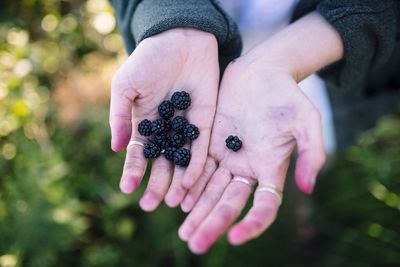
left=244, top=11, right=344, bottom=82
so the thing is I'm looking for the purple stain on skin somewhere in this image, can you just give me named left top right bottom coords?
left=267, top=106, right=297, bottom=121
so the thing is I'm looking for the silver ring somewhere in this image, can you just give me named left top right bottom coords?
left=127, top=140, right=145, bottom=148
left=256, top=183, right=283, bottom=206
left=231, top=176, right=255, bottom=189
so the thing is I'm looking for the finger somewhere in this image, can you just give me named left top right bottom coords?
left=139, top=157, right=172, bottom=211
left=226, top=159, right=288, bottom=245
left=227, top=188, right=280, bottom=245
left=119, top=139, right=147, bottom=194
left=109, top=74, right=138, bottom=152
left=181, top=157, right=217, bottom=212
left=293, top=109, right=326, bottom=194
left=164, top=155, right=188, bottom=208
left=178, top=168, right=231, bottom=241
left=187, top=176, right=254, bottom=254
left=181, top=104, right=216, bottom=189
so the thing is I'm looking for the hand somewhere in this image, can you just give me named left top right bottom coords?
left=178, top=11, right=343, bottom=253
left=178, top=57, right=326, bottom=253
left=109, top=28, right=219, bottom=211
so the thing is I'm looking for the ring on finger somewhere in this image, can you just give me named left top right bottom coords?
left=127, top=140, right=145, bottom=148
left=231, top=176, right=256, bottom=189
left=256, top=183, right=283, bottom=206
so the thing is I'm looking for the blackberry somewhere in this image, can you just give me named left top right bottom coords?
left=171, top=116, right=188, bottom=132
left=173, top=148, right=191, bottom=167
left=170, top=132, right=185, bottom=148
left=151, top=118, right=171, bottom=134
left=184, top=124, right=200, bottom=140
left=171, top=91, right=191, bottom=110
left=158, top=100, right=174, bottom=120
left=164, top=146, right=177, bottom=161
left=143, top=143, right=161, bottom=159
left=153, top=132, right=170, bottom=149
left=225, top=135, right=242, bottom=152
left=137, top=119, right=153, bottom=136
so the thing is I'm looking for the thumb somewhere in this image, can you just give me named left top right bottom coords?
left=109, top=73, right=138, bottom=152
left=293, top=109, right=326, bottom=194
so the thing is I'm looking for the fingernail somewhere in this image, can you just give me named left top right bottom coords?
left=111, top=137, right=121, bottom=151
left=189, top=238, right=209, bottom=255
left=308, top=174, right=317, bottom=194
left=140, top=192, right=159, bottom=211
left=120, top=178, right=137, bottom=194
left=178, top=225, right=191, bottom=241
left=181, top=199, right=193, bottom=213
left=165, top=189, right=181, bottom=207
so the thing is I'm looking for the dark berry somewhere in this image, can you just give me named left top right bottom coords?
left=137, top=119, right=153, bottom=136
left=184, top=124, right=200, bottom=140
left=171, top=91, right=191, bottom=110
left=170, top=132, right=185, bottom=148
left=225, top=135, right=242, bottom=152
left=158, top=100, right=174, bottom=120
left=151, top=118, right=171, bottom=134
left=173, top=148, right=191, bottom=167
left=171, top=116, right=188, bottom=132
left=143, top=143, right=161, bottom=159
left=153, top=132, right=170, bottom=149
left=164, top=146, right=177, bottom=161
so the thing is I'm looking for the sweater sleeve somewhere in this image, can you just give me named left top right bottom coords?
left=293, top=0, right=399, bottom=91
left=109, top=0, right=242, bottom=68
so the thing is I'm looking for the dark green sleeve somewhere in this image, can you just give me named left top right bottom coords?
left=293, top=0, right=399, bottom=91
left=109, top=0, right=242, bottom=68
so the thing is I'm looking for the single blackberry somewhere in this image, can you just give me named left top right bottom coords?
left=137, top=119, right=153, bottom=136
left=143, top=143, right=161, bottom=159
left=171, top=116, right=188, bottom=132
left=171, top=91, right=191, bottom=110
left=173, top=148, right=191, bottom=167
left=225, top=135, right=242, bottom=152
left=164, top=146, right=177, bottom=161
left=153, top=132, right=170, bottom=149
left=151, top=118, right=171, bottom=134
left=184, top=124, right=200, bottom=140
left=158, top=100, right=174, bottom=120
left=170, top=132, right=185, bottom=148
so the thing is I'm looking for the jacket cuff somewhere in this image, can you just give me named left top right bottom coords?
left=131, top=0, right=242, bottom=68
left=316, top=0, right=398, bottom=90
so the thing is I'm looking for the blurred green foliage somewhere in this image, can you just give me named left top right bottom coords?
left=0, top=1, right=399, bottom=267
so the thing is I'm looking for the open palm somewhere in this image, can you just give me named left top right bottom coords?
left=110, top=28, right=219, bottom=211
left=179, top=59, right=326, bottom=253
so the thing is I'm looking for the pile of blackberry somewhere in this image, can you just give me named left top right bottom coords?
left=137, top=91, right=198, bottom=167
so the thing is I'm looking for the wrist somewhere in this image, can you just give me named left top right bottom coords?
left=149, top=28, right=218, bottom=50
left=242, top=12, right=344, bottom=82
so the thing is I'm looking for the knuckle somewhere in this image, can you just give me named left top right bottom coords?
left=215, top=204, right=236, bottom=222
left=206, top=157, right=217, bottom=171
left=109, top=113, right=131, bottom=126
left=111, top=72, right=138, bottom=101
left=202, top=190, right=221, bottom=204
left=247, top=219, right=265, bottom=233
left=154, top=161, right=170, bottom=174
left=124, top=156, right=145, bottom=172
left=200, top=160, right=217, bottom=180
left=146, top=179, right=163, bottom=191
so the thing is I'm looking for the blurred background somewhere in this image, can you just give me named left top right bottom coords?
left=0, top=1, right=399, bottom=266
